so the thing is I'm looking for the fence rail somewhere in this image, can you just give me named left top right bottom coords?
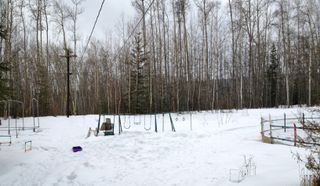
left=260, top=113, right=320, bottom=147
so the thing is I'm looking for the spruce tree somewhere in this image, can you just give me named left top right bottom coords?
left=128, top=33, right=149, bottom=114
left=267, top=43, right=280, bottom=107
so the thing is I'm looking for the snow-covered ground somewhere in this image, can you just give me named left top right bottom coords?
left=0, top=107, right=313, bottom=186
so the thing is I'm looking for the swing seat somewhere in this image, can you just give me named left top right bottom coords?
left=100, top=118, right=114, bottom=136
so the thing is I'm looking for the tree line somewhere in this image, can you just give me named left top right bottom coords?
left=0, top=0, right=319, bottom=116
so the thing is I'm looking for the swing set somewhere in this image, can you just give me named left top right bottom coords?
left=120, top=113, right=177, bottom=133
left=87, top=113, right=177, bottom=138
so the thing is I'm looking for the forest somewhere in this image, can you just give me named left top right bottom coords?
left=0, top=0, right=319, bottom=116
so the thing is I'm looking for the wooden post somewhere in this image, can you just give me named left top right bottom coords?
left=284, top=113, right=286, bottom=132
left=294, top=123, right=297, bottom=146
left=302, top=113, right=305, bottom=129
left=269, top=114, right=272, bottom=136
left=60, top=49, right=76, bottom=118
left=269, top=115, right=272, bottom=143
left=261, top=117, right=264, bottom=137
left=66, top=49, right=71, bottom=118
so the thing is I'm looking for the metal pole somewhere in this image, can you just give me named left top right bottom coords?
left=190, top=112, right=192, bottom=131
left=155, top=114, right=157, bottom=133
left=169, top=113, right=176, bottom=132
left=36, top=99, right=40, bottom=128
left=97, top=114, right=101, bottom=135
left=32, top=98, right=37, bottom=132
left=15, top=118, right=18, bottom=138
left=118, top=115, right=122, bottom=135
left=162, top=113, right=164, bottom=132
left=22, top=102, right=24, bottom=130
left=8, top=101, right=10, bottom=135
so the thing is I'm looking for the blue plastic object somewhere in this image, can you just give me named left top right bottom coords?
left=72, top=146, right=82, bottom=152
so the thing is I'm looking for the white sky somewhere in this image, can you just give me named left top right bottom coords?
left=75, top=0, right=229, bottom=42
left=78, top=0, right=135, bottom=40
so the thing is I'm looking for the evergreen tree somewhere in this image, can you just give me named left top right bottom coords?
left=128, top=33, right=149, bottom=114
left=37, top=63, right=50, bottom=115
left=0, top=23, right=9, bottom=100
left=267, top=43, right=280, bottom=107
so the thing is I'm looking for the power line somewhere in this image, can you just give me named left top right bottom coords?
left=79, top=0, right=106, bottom=64
left=78, top=0, right=156, bottom=71
left=112, top=0, right=156, bottom=62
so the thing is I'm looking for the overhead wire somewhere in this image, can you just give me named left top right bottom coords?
left=76, top=0, right=156, bottom=76
left=111, top=0, right=156, bottom=62
left=79, top=0, right=106, bottom=64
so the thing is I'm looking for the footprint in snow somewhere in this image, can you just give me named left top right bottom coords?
left=67, top=172, right=77, bottom=181
left=83, top=161, right=94, bottom=168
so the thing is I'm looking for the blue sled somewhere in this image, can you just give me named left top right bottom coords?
left=72, top=146, right=82, bottom=152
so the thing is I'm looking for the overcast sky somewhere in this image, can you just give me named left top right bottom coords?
left=77, top=0, right=135, bottom=40
left=75, top=0, right=228, bottom=42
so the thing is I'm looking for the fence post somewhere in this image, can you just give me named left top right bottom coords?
left=260, top=117, right=264, bottom=137
left=284, top=113, right=286, bottom=133
left=269, top=115, right=272, bottom=142
left=302, top=113, right=305, bottom=130
left=294, top=123, right=297, bottom=146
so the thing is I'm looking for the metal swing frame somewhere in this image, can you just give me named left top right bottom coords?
left=143, top=114, right=152, bottom=131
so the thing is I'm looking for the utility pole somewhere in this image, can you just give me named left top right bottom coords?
left=60, top=48, right=76, bottom=118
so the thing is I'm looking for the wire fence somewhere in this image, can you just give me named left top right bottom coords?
left=260, top=113, right=320, bottom=147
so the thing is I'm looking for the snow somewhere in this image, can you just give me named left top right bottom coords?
left=0, top=107, right=313, bottom=186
